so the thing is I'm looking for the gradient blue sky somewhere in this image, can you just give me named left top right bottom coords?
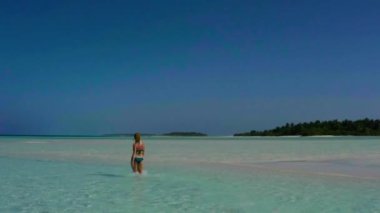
left=1, top=0, right=380, bottom=135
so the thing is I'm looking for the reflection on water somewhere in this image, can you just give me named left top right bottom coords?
left=89, top=172, right=125, bottom=178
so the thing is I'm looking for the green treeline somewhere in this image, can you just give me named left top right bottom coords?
left=234, top=118, right=380, bottom=136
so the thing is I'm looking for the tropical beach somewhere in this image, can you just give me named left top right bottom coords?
left=1, top=136, right=379, bottom=212
left=1, top=0, right=380, bottom=212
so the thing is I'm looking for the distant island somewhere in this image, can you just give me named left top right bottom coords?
left=234, top=118, right=380, bottom=136
left=163, top=132, right=208, bottom=136
left=102, top=133, right=156, bottom=137
left=102, top=132, right=208, bottom=137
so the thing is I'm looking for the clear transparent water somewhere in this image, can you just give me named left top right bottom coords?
left=1, top=136, right=379, bottom=212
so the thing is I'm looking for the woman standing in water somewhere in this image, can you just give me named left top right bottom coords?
left=131, top=133, right=145, bottom=174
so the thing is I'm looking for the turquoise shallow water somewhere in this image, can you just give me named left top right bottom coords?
left=0, top=136, right=379, bottom=212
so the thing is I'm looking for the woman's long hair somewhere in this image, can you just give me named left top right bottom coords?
left=134, top=133, right=141, bottom=142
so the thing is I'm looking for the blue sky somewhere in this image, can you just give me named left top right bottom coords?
left=1, top=0, right=380, bottom=135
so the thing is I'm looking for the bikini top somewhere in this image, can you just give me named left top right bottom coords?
left=135, top=142, right=144, bottom=155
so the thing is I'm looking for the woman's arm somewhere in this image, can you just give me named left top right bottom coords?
left=142, top=141, right=145, bottom=156
left=131, top=143, right=136, bottom=172
left=132, top=143, right=136, bottom=158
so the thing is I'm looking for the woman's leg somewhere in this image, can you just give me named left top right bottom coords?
left=131, top=156, right=136, bottom=173
left=137, top=162, right=144, bottom=174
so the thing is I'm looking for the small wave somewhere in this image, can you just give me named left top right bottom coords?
left=24, top=141, right=49, bottom=144
left=130, top=170, right=149, bottom=177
